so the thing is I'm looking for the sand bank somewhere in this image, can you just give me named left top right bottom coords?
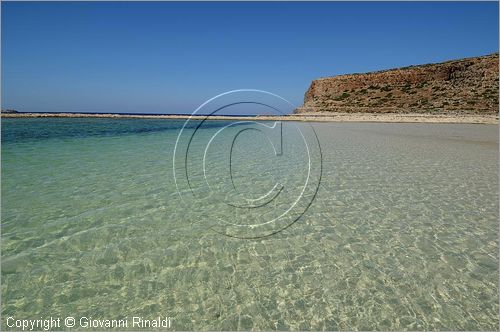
left=1, top=112, right=498, bottom=124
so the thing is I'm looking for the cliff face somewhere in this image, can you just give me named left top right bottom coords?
left=296, top=53, right=499, bottom=114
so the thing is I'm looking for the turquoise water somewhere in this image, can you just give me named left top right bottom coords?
left=1, top=118, right=498, bottom=330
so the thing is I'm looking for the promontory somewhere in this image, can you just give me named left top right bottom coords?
left=295, top=53, right=499, bottom=116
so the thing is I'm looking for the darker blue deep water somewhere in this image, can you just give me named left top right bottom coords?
left=1, top=117, right=237, bottom=143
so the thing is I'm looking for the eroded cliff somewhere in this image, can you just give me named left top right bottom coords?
left=296, top=53, right=499, bottom=114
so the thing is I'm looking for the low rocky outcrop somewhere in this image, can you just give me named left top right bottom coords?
left=296, top=53, right=499, bottom=114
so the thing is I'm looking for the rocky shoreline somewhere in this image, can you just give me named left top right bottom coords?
left=1, top=112, right=497, bottom=124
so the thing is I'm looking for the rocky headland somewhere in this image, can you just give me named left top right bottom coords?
left=295, top=53, right=499, bottom=116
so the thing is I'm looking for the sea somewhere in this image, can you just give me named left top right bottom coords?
left=1, top=117, right=498, bottom=330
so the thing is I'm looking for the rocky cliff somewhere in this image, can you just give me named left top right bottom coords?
left=296, top=53, right=499, bottom=114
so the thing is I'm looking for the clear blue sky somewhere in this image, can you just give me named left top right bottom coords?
left=2, top=1, right=498, bottom=114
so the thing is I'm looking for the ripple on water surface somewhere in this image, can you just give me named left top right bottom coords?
left=1, top=119, right=498, bottom=330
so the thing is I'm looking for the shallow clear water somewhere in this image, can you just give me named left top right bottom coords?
left=1, top=118, right=498, bottom=330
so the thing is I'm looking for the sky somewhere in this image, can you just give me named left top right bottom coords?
left=1, top=1, right=499, bottom=114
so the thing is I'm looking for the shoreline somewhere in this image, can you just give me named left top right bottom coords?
left=1, top=112, right=498, bottom=124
